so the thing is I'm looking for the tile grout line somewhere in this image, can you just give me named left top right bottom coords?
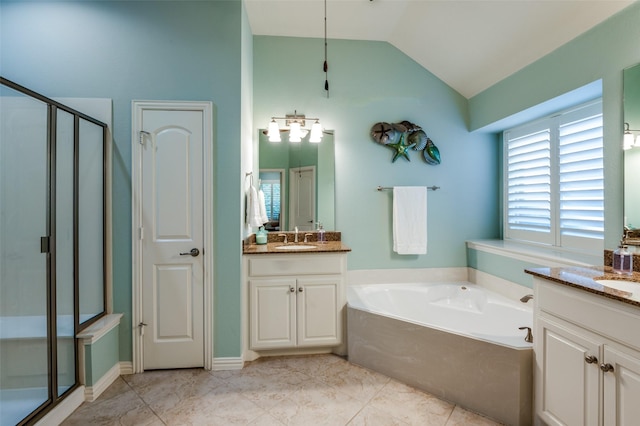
left=121, top=375, right=169, bottom=425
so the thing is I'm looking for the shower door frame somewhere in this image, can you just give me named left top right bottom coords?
left=0, top=77, right=109, bottom=425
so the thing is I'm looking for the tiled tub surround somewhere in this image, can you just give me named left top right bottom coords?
left=243, top=231, right=351, bottom=254
left=347, top=282, right=533, bottom=426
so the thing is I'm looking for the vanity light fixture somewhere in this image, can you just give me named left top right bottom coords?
left=623, top=122, right=640, bottom=150
left=266, top=110, right=324, bottom=143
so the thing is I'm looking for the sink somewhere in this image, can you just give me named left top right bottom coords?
left=275, top=244, right=316, bottom=250
left=595, top=279, right=639, bottom=295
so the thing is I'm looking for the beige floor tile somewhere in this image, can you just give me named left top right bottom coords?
left=268, top=377, right=364, bottom=426
left=62, top=356, right=509, bottom=426
left=367, top=380, right=455, bottom=426
left=61, top=378, right=163, bottom=426
left=445, top=406, right=503, bottom=426
left=347, top=405, right=410, bottom=426
left=157, top=385, right=267, bottom=425
left=315, top=360, right=390, bottom=403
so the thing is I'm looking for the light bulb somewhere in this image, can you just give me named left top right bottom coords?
left=309, top=120, right=323, bottom=143
left=289, top=122, right=302, bottom=142
left=267, top=120, right=281, bottom=142
left=624, top=132, right=634, bottom=150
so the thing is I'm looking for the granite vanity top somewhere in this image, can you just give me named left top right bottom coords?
left=243, top=231, right=351, bottom=254
left=526, top=266, right=640, bottom=308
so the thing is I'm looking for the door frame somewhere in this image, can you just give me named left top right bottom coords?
left=131, top=100, right=214, bottom=373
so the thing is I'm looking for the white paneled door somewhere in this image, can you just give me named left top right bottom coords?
left=289, top=166, right=316, bottom=231
left=139, top=106, right=205, bottom=369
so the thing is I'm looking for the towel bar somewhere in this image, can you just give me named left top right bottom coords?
left=377, top=185, right=440, bottom=191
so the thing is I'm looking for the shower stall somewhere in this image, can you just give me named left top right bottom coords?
left=0, top=78, right=107, bottom=425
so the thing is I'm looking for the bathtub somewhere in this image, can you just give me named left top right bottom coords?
left=347, top=282, right=533, bottom=426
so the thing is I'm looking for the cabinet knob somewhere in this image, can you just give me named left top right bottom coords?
left=600, top=363, right=614, bottom=373
left=290, top=287, right=295, bottom=293
left=298, top=287, right=304, bottom=293
left=585, top=355, right=598, bottom=364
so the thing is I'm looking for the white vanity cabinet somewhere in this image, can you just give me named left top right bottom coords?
left=533, top=278, right=640, bottom=426
left=245, top=253, right=346, bottom=352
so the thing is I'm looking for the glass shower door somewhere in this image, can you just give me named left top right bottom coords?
left=0, top=86, right=51, bottom=425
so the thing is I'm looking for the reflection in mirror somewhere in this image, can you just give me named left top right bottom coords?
left=623, top=62, right=640, bottom=244
left=259, top=169, right=285, bottom=231
left=259, top=130, right=335, bottom=231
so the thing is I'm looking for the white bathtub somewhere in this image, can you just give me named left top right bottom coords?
left=347, top=282, right=533, bottom=348
left=347, top=282, right=533, bottom=425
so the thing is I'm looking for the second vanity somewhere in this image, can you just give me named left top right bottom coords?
left=242, top=232, right=351, bottom=362
left=526, top=266, right=640, bottom=426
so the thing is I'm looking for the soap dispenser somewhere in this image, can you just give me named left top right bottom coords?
left=613, top=239, right=633, bottom=275
left=316, top=222, right=326, bottom=243
left=256, top=226, right=268, bottom=245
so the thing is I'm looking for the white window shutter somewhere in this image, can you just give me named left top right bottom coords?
left=504, top=100, right=603, bottom=253
left=558, top=103, right=604, bottom=251
left=505, top=123, right=552, bottom=245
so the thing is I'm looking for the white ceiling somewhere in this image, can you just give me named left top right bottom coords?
left=245, top=0, right=636, bottom=98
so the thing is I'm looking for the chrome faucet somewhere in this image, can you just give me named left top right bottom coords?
left=278, top=233, right=288, bottom=244
left=294, top=226, right=299, bottom=243
left=520, top=294, right=534, bottom=303
left=304, top=233, right=313, bottom=243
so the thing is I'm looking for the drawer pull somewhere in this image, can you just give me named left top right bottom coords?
left=585, top=355, right=598, bottom=364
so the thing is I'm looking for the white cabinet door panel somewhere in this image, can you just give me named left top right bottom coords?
left=537, top=316, right=600, bottom=426
left=250, top=278, right=297, bottom=349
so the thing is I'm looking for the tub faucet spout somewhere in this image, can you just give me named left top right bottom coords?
left=519, top=326, right=533, bottom=343
left=520, top=294, right=534, bottom=303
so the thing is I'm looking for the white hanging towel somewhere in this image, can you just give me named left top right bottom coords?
left=258, top=188, right=269, bottom=224
left=247, top=185, right=264, bottom=228
left=393, top=186, right=427, bottom=255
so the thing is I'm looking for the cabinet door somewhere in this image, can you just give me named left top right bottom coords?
left=536, top=316, right=600, bottom=426
left=296, top=277, right=341, bottom=347
left=249, top=278, right=297, bottom=349
left=603, top=345, right=640, bottom=426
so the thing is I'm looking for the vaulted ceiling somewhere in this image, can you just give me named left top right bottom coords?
left=245, top=0, right=636, bottom=98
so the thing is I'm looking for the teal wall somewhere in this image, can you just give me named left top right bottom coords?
left=3, top=0, right=639, bottom=365
left=253, top=37, right=501, bottom=270
left=470, top=2, right=640, bottom=250
left=1, top=1, right=245, bottom=360
left=84, top=328, right=119, bottom=386
left=467, top=3, right=640, bottom=284
left=467, top=248, right=544, bottom=289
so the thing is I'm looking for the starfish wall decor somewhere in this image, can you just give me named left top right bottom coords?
left=370, top=120, right=441, bottom=165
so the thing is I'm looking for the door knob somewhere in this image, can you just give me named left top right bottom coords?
left=179, top=248, right=200, bottom=257
left=600, top=363, right=614, bottom=373
left=585, top=355, right=598, bottom=364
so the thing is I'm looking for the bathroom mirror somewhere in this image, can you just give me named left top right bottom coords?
left=623, top=62, right=640, bottom=244
left=259, top=130, right=335, bottom=231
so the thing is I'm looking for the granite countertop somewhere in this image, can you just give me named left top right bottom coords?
left=243, top=230, right=351, bottom=254
left=526, top=266, right=640, bottom=308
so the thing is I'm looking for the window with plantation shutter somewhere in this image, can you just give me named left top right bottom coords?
left=504, top=100, right=603, bottom=253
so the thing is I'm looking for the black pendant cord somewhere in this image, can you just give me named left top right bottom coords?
left=323, top=0, right=329, bottom=97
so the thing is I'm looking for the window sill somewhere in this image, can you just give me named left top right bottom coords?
left=466, top=239, right=603, bottom=268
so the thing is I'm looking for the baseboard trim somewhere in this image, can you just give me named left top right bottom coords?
left=85, top=362, right=120, bottom=402
left=119, top=361, right=133, bottom=375
left=212, top=357, right=244, bottom=371
left=35, top=386, right=85, bottom=426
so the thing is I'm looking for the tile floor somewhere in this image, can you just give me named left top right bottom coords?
left=62, top=354, right=502, bottom=425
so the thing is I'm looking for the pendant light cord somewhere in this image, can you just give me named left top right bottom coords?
left=323, top=0, right=329, bottom=98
